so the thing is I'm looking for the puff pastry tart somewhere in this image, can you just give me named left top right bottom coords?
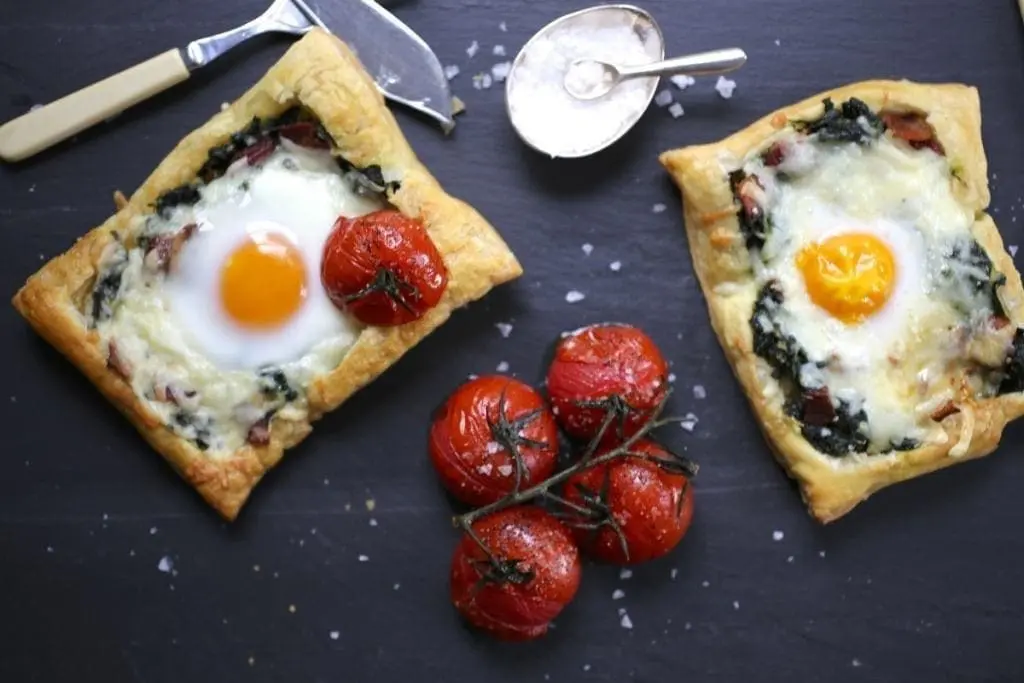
left=660, top=80, right=1024, bottom=522
left=13, top=30, right=522, bottom=519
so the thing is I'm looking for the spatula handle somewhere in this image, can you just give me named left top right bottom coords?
left=0, top=49, right=190, bottom=163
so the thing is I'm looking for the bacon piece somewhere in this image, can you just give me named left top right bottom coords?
left=154, top=384, right=180, bottom=405
left=144, top=223, right=197, bottom=273
left=243, top=137, right=275, bottom=166
left=930, top=401, right=960, bottom=422
left=247, top=415, right=272, bottom=446
left=736, top=175, right=765, bottom=224
left=880, top=111, right=945, bottom=155
left=277, top=121, right=331, bottom=149
left=801, top=387, right=836, bottom=426
left=107, top=341, right=132, bottom=380
left=762, top=142, right=786, bottom=167
left=991, top=315, right=1011, bottom=330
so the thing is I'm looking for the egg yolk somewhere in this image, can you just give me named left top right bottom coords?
left=220, top=233, right=307, bottom=329
left=796, top=233, right=896, bottom=323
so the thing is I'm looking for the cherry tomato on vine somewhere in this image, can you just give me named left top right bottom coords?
left=546, top=324, right=669, bottom=443
left=450, top=506, right=581, bottom=640
left=563, top=439, right=694, bottom=565
left=321, top=209, right=448, bottom=326
left=430, top=376, right=560, bottom=506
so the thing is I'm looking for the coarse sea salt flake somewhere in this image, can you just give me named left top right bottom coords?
left=496, top=361, right=510, bottom=372
left=157, top=556, right=174, bottom=573
left=620, top=614, right=633, bottom=629
left=496, top=322, right=513, bottom=338
left=472, top=73, right=493, bottom=90
left=668, top=103, right=684, bottom=118
left=330, top=631, right=340, bottom=640
left=493, top=45, right=506, bottom=56
left=566, top=290, right=585, bottom=303
left=654, top=90, right=673, bottom=107
left=497, top=464, right=514, bottom=477
left=680, top=412, right=699, bottom=431
left=582, top=243, right=594, bottom=255
left=499, top=21, right=508, bottom=32
left=609, top=261, right=622, bottom=272
left=491, top=61, right=512, bottom=82
left=670, top=74, right=696, bottom=90
left=443, top=65, right=460, bottom=80
left=358, top=554, right=369, bottom=562
left=1010, top=245, right=1019, bottom=257
left=612, top=589, right=625, bottom=600
left=652, top=203, right=667, bottom=213
left=715, top=76, right=737, bottom=99
left=466, top=40, right=479, bottom=58
left=773, top=530, right=784, bottom=541
left=620, top=568, right=633, bottom=580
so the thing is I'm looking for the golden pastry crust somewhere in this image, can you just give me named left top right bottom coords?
left=660, top=80, right=1024, bottom=523
left=12, top=29, right=522, bottom=520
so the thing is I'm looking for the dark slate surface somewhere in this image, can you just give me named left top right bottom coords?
left=2, top=1, right=1023, bottom=681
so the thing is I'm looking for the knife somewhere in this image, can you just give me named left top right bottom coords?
left=0, top=0, right=454, bottom=163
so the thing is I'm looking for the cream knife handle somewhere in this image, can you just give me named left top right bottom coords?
left=0, top=49, right=190, bottom=163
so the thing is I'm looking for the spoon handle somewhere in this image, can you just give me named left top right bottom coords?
left=618, top=48, right=747, bottom=80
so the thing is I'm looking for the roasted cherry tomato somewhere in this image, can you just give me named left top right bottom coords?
left=563, top=439, right=694, bottom=564
left=430, top=376, right=559, bottom=507
left=321, top=209, right=448, bottom=326
left=546, top=324, right=669, bottom=443
left=450, top=506, right=581, bottom=641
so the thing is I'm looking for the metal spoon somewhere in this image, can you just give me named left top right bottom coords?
left=564, top=48, right=748, bottom=101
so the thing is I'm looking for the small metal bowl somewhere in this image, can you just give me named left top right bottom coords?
left=505, top=4, right=665, bottom=159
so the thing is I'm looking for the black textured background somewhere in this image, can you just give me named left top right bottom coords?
left=2, top=1, right=1023, bottom=681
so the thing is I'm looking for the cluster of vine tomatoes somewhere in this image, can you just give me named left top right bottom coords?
left=428, top=323, right=697, bottom=640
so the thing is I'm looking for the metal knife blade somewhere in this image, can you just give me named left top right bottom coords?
left=293, top=0, right=455, bottom=131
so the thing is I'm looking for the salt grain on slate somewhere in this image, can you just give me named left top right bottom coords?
left=499, top=21, right=508, bottom=32
left=1010, top=245, right=1019, bottom=257
left=369, top=518, right=378, bottom=527
left=566, top=290, right=586, bottom=303
left=466, top=40, right=479, bottom=58
left=620, top=613, right=634, bottom=629
left=493, top=44, right=506, bottom=56
left=670, top=568, right=678, bottom=580
left=288, top=604, right=297, bottom=613
left=852, top=659, right=862, bottom=668
left=702, top=580, right=710, bottom=588
left=620, top=568, right=633, bottom=580
left=46, top=545, right=54, bottom=553
left=609, top=261, right=622, bottom=272
left=787, top=555, right=795, bottom=563
left=496, top=322, right=513, bottom=338
left=670, top=74, right=695, bottom=90
left=583, top=665, right=591, bottom=672
left=472, top=73, right=493, bottom=90
left=680, top=412, right=699, bottom=431
left=150, top=526, right=158, bottom=535
left=772, top=530, right=784, bottom=541
left=774, top=38, right=781, bottom=46
left=443, top=65, right=460, bottom=80
left=668, top=373, right=677, bottom=383
left=366, top=498, right=376, bottom=511
left=733, top=601, right=740, bottom=610
left=654, top=90, right=673, bottom=107
left=358, top=554, right=369, bottom=562
left=582, top=243, right=594, bottom=255
left=496, top=361, right=510, bottom=372
left=329, top=631, right=340, bottom=640
left=668, top=103, right=684, bottom=118
left=612, top=589, right=625, bottom=600
left=693, top=384, right=706, bottom=399
left=715, top=76, right=737, bottom=99
left=819, top=550, right=827, bottom=557
left=652, top=203, right=667, bottom=214
left=157, top=556, right=174, bottom=573
left=491, top=61, right=512, bottom=82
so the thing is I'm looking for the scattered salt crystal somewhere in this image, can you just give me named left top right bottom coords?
left=702, top=580, right=710, bottom=588
left=358, top=554, right=369, bottom=562
left=1010, top=245, right=1019, bottom=257
left=323, top=478, right=330, bottom=486
left=497, top=464, right=514, bottom=477
left=369, top=518, right=378, bottom=527
left=619, top=568, right=633, bottom=580
left=684, top=621, right=692, bottom=630
left=670, top=74, right=696, bottom=90
left=668, top=103, right=685, bottom=118
left=329, top=631, right=340, bottom=640
left=620, top=613, right=633, bottom=629
left=365, top=498, right=376, bottom=511
left=491, top=61, right=512, bottom=82
left=288, top=604, right=297, bottom=613
left=609, top=261, right=622, bottom=272
left=253, top=564, right=261, bottom=572
left=478, top=463, right=493, bottom=475
left=652, top=203, right=667, bottom=213
left=493, top=45, right=506, bottom=56
left=774, top=39, right=781, bottom=46
left=582, top=243, right=594, bottom=255
left=499, top=21, right=508, bottom=32
left=466, top=40, right=479, bottom=58
left=668, top=373, right=677, bottom=383
left=566, top=290, right=585, bottom=303
left=157, top=556, right=173, bottom=573
left=583, top=665, right=591, bottom=672
left=733, top=601, right=740, bottom=610
left=715, top=76, right=737, bottom=99
left=344, top=503, right=352, bottom=511
left=30, top=103, right=43, bottom=112
left=617, top=607, right=627, bottom=616
left=772, top=530, right=784, bottom=541
left=654, top=90, right=673, bottom=107
left=670, top=568, right=678, bottom=580
left=28, top=184, right=36, bottom=193
left=443, top=65, right=460, bottom=80
left=819, top=550, right=826, bottom=558
left=679, top=412, right=699, bottom=431
left=150, top=527, right=158, bottom=535
left=472, top=73, right=493, bottom=90
left=693, top=384, right=706, bottom=399
left=129, top=549, right=135, bottom=557
left=496, top=361, right=510, bottom=372
left=248, top=656, right=255, bottom=666
left=852, top=659, right=862, bottom=668
left=787, top=555, right=795, bottom=563
left=612, top=589, right=625, bottom=600
left=46, top=545, right=54, bottom=553
left=393, top=583, right=401, bottom=590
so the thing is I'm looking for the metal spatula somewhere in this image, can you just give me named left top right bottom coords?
left=0, top=0, right=455, bottom=163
